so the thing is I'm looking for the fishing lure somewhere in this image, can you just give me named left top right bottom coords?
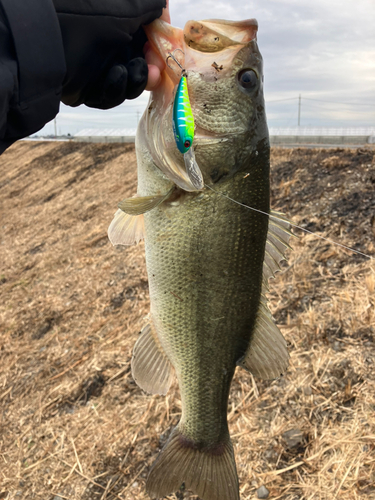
left=167, top=50, right=204, bottom=191
left=172, top=72, right=195, bottom=154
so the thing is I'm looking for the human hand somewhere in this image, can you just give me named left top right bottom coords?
left=145, top=0, right=171, bottom=91
left=53, top=0, right=166, bottom=109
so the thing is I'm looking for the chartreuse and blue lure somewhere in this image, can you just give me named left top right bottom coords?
left=173, top=73, right=195, bottom=154
left=167, top=50, right=204, bottom=190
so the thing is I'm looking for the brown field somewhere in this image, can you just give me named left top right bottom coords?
left=0, top=141, right=374, bottom=500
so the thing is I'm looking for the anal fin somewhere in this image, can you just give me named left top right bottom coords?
left=131, top=323, right=174, bottom=396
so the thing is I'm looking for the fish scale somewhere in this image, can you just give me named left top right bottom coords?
left=142, top=150, right=269, bottom=446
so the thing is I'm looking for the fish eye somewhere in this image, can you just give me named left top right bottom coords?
left=237, top=69, right=258, bottom=94
left=184, top=140, right=191, bottom=149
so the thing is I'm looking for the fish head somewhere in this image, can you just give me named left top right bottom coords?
left=140, top=18, right=268, bottom=190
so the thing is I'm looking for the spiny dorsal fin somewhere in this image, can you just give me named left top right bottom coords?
left=118, top=186, right=174, bottom=215
left=108, top=209, right=144, bottom=246
left=238, top=210, right=292, bottom=379
left=131, top=323, right=174, bottom=396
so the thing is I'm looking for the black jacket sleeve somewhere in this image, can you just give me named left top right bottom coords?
left=0, top=0, right=66, bottom=154
left=0, top=0, right=166, bottom=155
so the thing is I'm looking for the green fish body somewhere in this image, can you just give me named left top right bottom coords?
left=108, top=18, right=291, bottom=500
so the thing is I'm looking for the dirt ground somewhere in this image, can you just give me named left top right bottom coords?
left=0, top=141, right=374, bottom=500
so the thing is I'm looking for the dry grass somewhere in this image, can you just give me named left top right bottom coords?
left=0, top=142, right=374, bottom=500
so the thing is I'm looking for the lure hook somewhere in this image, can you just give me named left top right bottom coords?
left=166, top=49, right=186, bottom=75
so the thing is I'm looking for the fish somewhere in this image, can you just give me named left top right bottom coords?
left=108, top=17, right=292, bottom=500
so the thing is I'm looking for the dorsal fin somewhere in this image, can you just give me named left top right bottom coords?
left=237, top=210, right=293, bottom=379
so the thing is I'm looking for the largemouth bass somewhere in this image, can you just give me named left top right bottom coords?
left=109, top=17, right=292, bottom=500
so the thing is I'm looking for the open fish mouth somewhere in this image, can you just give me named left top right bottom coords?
left=144, top=18, right=258, bottom=83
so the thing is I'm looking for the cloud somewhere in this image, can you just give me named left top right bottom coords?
left=39, top=0, right=374, bottom=134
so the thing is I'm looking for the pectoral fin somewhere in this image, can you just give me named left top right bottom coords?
left=118, top=186, right=175, bottom=215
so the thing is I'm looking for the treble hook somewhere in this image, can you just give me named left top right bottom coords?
left=166, top=48, right=186, bottom=75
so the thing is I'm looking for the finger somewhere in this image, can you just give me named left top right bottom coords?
left=125, top=58, right=148, bottom=99
left=144, top=41, right=164, bottom=90
left=145, top=64, right=162, bottom=91
left=144, top=42, right=165, bottom=72
left=160, top=0, right=170, bottom=23
left=145, top=0, right=169, bottom=91
left=84, top=64, right=129, bottom=109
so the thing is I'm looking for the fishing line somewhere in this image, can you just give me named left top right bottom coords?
left=205, top=184, right=374, bottom=260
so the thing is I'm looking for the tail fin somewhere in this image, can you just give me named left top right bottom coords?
left=146, top=426, right=239, bottom=500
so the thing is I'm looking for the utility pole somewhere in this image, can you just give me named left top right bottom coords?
left=136, top=110, right=140, bottom=125
left=54, top=117, right=57, bottom=137
left=298, top=94, right=301, bottom=127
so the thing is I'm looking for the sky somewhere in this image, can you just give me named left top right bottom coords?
left=39, top=0, right=375, bottom=136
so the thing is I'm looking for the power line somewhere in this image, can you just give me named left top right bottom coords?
left=302, top=103, right=373, bottom=112
left=266, top=94, right=375, bottom=127
left=297, top=103, right=374, bottom=119
left=267, top=96, right=375, bottom=107
left=267, top=97, right=298, bottom=103
left=303, top=97, right=375, bottom=106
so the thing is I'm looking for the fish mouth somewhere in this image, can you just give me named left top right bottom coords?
left=183, top=19, right=258, bottom=52
left=144, top=18, right=258, bottom=84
